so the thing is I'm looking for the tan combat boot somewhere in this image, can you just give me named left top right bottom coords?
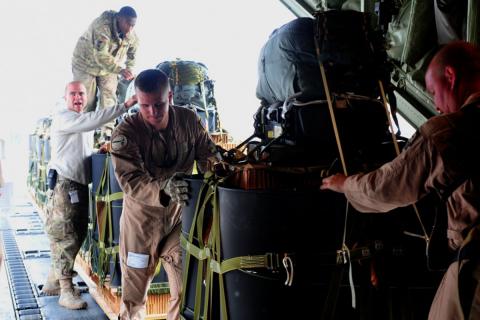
left=42, top=269, right=80, bottom=296
left=58, top=278, right=87, bottom=310
left=42, top=268, right=60, bottom=295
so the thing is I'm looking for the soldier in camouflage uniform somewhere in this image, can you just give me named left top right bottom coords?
left=72, top=6, right=139, bottom=112
left=43, top=81, right=136, bottom=309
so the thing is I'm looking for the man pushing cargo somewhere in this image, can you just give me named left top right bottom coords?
left=44, top=81, right=136, bottom=309
left=72, top=6, right=139, bottom=112
left=110, top=69, right=216, bottom=320
left=321, top=41, right=480, bottom=320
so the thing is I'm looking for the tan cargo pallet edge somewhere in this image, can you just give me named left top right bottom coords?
left=76, top=254, right=170, bottom=320
left=28, top=189, right=170, bottom=320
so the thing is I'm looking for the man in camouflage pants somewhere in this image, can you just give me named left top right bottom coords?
left=72, top=6, right=139, bottom=112
left=44, top=81, right=135, bottom=309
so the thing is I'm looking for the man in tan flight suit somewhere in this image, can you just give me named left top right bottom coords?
left=110, top=69, right=216, bottom=320
left=321, top=41, right=480, bottom=319
left=72, top=6, right=139, bottom=112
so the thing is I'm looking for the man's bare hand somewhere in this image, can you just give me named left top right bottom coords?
left=121, top=69, right=135, bottom=81
left=320, top=173, right=347, bottom=193
left=124, top=95, right=137, bottom=109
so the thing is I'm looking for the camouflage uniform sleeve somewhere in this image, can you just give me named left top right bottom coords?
left=343, top=131, right=437, bottom=212
left=110, top=124, right=167, bottom=207
left=125, top=35, right=138, bottom=70
left=193, top=116, right=216, bottom=173
left=92, top=25, right=122, bottom=74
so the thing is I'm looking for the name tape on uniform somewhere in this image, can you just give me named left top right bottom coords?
left=127, top=252, right=149, bottom=269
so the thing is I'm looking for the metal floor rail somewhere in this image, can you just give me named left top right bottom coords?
left=2, top=229, right=43, bottom=320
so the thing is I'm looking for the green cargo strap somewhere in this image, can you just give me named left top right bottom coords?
left=192, top=160, right=198, bottom=175
left=177, top=171, right=228, bottom=320
left=103, top=245, right=119, bottom=254
left=202, top=180, right=229, bottom=320
left=180, top=233, right=210, bottom=261
left=154, top=260, right=162, bottom=277
left=180, top=175, right=216, bottom=320
left=95, top=191, right=123, bottom=203
left=91, top=239, right=112, bottom=284
left=93, top=154, right=118, bottom=285
left=209, top=253, right=282, bottom=275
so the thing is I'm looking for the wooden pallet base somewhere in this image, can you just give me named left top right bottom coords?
left=30, top=186, right=171, bottom=320
left=76, top=248, right=170, bottom=319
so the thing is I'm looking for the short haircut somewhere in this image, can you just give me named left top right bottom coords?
left=135, top=69, right=170, bottom=93
left=432, top=41, right=480, bottom=82
left=118, top=6, right=137, bottom=18
left=64, top=81, right=86, bottom=95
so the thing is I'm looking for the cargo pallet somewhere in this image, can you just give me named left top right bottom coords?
left=28, top=189, right=171, bottom=320
left=76, top=254, right=170, bottom=320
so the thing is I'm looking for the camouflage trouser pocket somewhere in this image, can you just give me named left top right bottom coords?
left=45, top=218, right=74, bottom=242
left=48, top=181, right=88, bottom=232
left=45, top=179, right=89, bottom=277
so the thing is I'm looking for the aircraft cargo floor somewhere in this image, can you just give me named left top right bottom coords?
left=0, top=196, right=107, bottom=320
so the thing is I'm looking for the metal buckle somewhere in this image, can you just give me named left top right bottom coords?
left=265, top=252, right=279, bottom=270
left=336, top=249, right=348, bottom=265
left=361, top=248, right=371, bottom=257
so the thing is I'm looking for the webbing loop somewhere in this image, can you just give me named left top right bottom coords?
left=95, top=191, right=123, bottom=203
left=209, top=252, right=282, bottom=275
left=180, top=234, right=210, bottom=261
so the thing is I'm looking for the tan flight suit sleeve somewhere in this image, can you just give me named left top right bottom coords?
left=110, top=125, right=168, bottom=208
left=343, top=112, right=473, bottom=214
left=343, top=130, right=444, bottom=213
left=92, top=25, right=123, bottom=74
left=192, top=116, right=216, bottom=173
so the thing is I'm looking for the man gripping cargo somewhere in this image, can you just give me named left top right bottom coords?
left=110, top=69, right=216, bottom=320
left=321, top=41, right=480, bottom=320
left=72, top=6, right=139, bottom=112
left=44, top=81, right=136, bottom=309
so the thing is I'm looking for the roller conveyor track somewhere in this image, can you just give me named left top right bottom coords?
left=0, top=201, right=108, bottom=320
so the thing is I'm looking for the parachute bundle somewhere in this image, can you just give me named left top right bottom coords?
left=156, top=60, right=220, bottom=133
left=256, top=10, right=388, bottom=105
left=248, top=10, right=393, bottom=167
